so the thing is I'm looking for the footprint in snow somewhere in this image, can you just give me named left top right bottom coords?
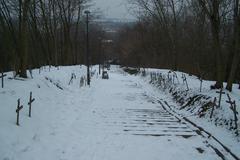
left=50, top=132, right=56, bottom=136
left=21, top=146, right=30, bottom=153
left=32, top=134, right=40, bottom=142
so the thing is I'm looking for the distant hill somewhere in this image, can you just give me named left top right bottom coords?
left=94, top=18, right=136, bottom=32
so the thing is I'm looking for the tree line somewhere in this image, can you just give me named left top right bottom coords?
left=0, top=0, right=104, bottom=78
left=117, top=0, right=240, bottom=91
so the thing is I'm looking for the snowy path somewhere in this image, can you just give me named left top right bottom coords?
left=55, top=70, right=232, bottom=160
left=1, top=67, right=238, bottom=160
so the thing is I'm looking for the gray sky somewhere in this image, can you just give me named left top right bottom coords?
left=91, top=0, right=135, bottom=20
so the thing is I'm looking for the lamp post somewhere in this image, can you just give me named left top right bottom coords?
left=84, top=10, right=90, bottom=86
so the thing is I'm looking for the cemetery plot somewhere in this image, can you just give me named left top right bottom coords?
left=0, top=66, right=239, bottom=160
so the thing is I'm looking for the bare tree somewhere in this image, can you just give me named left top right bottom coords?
left=226, top=0, right=240, bottom=91
left=197, top=0, right=226, bottom=89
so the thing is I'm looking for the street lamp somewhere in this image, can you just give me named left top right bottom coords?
left=84, top=10, right=90, bottom=86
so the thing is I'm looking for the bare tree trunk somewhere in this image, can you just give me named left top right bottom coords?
left=198, top=0, right=224, bottom=88
left=226, top=0, right=240, bottom=91
left=19, top=0, right=31, bottom=78
left=211, top=18, right=224, bottom=88
left=74, top=4, right=82, bottom=64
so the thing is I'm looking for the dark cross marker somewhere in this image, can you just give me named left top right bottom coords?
left=16, top=99, right=23, bottom=126
left=226, top=94, right=238, bottom=135
left=163, top=78, right=166, bottom=89
left=167, top=71, right=171, bottom=81
left=151, top=72, right=154, bottom=83
left=172, top=74, right=175, bottom=84
left=210, top=97, right=218, bottom=119
left=29, top=69, right=33, bottom=79
left=181, top=74, right=185, bottom=83
left=226, top=94, right=235, bottom=105
left=172, top=72, right=178, bottom=84
left=28, top=92, right=35, bottom=117
left=199, top=77, right=203, bottom=92
left=174, top=72, right=179, bottom=84
left=216, top=88, right=225, bottom=108
left=182, top=74, right=189, bottom=91
left=0, top=71, right=7, bottom=88
left=68, top=73, right=76, bottom=85
left=158, top=74, right=162, bottom=86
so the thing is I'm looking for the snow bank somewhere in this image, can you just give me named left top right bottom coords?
left=0, top=65, right=98, bottom=160
left=138, top=68, right=240, bottom=137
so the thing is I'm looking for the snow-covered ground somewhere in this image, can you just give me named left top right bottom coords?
left=140, top=68, right=240, bottom=131
left=0, top=65, right=239, bottom=160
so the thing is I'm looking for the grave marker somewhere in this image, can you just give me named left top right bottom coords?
left=68, top=73, right=76, bottom=85
left=199, top=77, right=203, bottom=92
left=226, top=94, right=238, bottom=135
left=181, top=74, right=189, bottom=91
left=16, top=99, right=23, bottom=126
left=0, top=71, right=7, bottom=88
left=216, top=88, right=225, bottom=108
left=80, top=76, right=84, bottom=88
left=28, top=92, right=35, bottom=117
left=210, top=97, right=217, bottom=119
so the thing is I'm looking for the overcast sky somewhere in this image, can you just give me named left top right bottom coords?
left=91, top=0, right=136, bottom=20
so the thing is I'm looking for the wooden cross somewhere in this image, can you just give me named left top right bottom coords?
left=199, top=77, right=203, bottom=92
left=172, top=74, right=175, bottom=84
left=39, top=67, right=42, bottom=74
left=226, top=94, right=235, bottom=106
left=226, top=94, right=238, bottom=135
left=0, top=71, right=7, bottom=88
left=167, top=74, right=172, bottom=83
left=181, top=73, right=185, bottom=83
left=210, top=97, right=218, bottom=119
left=84, top=76, right=87, bottom=86
left=16, top=99, right=23, bottom=126
left=162, top=78, right=166, bottom=89
left=216, top=88, right=225, bottom=108
left=68, top=73, right=76, bottom=85
left=29, top=69, right=33, bottom=79
left=172, top=72, right=179, bottom=84
left=158, top=74, right=162, bottom=86
left=150, top=72, right=153, bottom=82
left=167, top=71, right=171, bottom=81
left=80, top=77, right=84, bottom=88
left=28, top=92, right=35, bottom=117
left=182, top=74, right=189, bottom=91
